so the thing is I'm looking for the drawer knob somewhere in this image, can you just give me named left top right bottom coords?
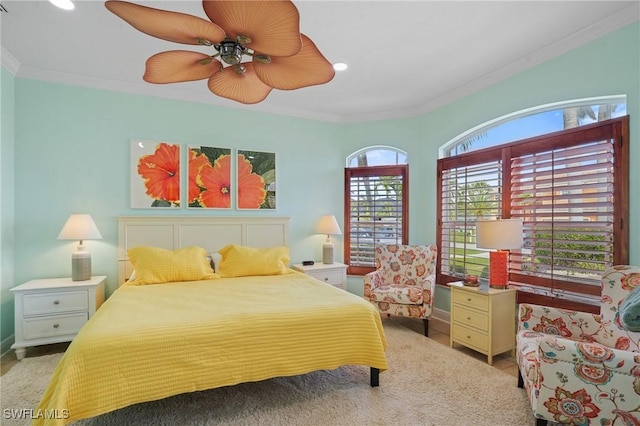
left=466, top=316, right=471, bottom=320
left=466, top=298, right=471, bottom=302
left=324, top=278, right=328, bottom=281
left=466, top=335, right=471, bottom=339
left=53, top=323, right=59, bottom=328
left=53, top=300, right=60, bottom=305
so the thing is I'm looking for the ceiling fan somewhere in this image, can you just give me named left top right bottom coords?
left=105, top=0, right=335, bottom=104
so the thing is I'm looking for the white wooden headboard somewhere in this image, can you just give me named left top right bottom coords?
left=117, top=216, right=290, bottom=285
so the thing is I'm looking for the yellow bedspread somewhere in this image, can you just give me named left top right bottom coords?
left=35, top=272, right=388, bottom=425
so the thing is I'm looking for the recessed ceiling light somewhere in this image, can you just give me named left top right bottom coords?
left=333, top=62, right=348, bottom=71
left=49, top=0, right=74, bottom=10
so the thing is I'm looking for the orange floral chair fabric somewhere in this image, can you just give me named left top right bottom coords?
left=516, top=265, right=640, bottom=425
left=363, top=244, right=437, bottom=336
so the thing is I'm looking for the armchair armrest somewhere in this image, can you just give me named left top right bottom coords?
left=518, top=303, right=605, bottom=343
left=364, top=269, right=384, bottom=290
left=417, top=274, right=436, bottom=292
left=538, top=335, right=640, bottom=377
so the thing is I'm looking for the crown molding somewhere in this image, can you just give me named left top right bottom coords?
left=340, top=3, right=640, bottom=124
left=4, top=3, right=639, bottom=124
left=1, top=46, right=20, bottom=75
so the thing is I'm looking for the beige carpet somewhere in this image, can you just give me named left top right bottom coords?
left=1, top=321, right=534, bottom=426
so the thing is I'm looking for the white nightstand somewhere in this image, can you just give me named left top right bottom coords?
left=448, top=281, right=516, bottom=365
left=10, top=275, right=106, bottom=360
left=292, top=262, right=347, bottom=290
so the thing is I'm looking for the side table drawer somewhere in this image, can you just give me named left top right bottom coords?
left=452, top=323, right=488, bottom=351
left=24, top=291, right=89, bottom=316
left=451, top=289, right=488, bottom=312
left=308, top=269, right=343, bottom=286
left=452, top=305, right=489, bottom=332
left=23, top=312, right=89, bottom=339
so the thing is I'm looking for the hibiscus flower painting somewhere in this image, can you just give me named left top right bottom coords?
left=237, top=150, right=276, bottom=210
left=130, top=140, right=181, bottom=208
left=188, top=146, right=232, bottom=209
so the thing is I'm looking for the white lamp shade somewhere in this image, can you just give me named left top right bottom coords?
left=58, top=214, right=103, bottom=241
left=316, top=215, right=342, bottom=235
left=476, top=219, right=523, bottom=250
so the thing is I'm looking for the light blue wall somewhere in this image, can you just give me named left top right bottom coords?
left=12, top=81, right=344, bottom=297
left=2, top=22, right=638, bottom=348
left=1, top=67, right=16, bottom=354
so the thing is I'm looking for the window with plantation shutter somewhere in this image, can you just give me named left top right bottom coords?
left=437, top=116, right=629, bottom=312
left=345, top=165, right=408, bottom=275
left=510, top=139, right=616, bottom=299
left=439, top=159, right=502, bottom=280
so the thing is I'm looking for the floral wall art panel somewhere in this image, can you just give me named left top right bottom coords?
left=130, top=140, right=181, bottom=208
left=237, top=150, right=276, bottom=210
left=188, top=145, right=232, bottom=209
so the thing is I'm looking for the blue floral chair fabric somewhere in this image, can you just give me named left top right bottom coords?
left=516, top=265, right=640, bottom=425
left=363, top=244, right=437, bottom=336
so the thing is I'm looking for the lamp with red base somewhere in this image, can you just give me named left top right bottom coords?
left=475, top=219, right=523, bottom=289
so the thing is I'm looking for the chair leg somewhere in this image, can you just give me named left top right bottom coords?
left=423, top=318, right=429, bottom=337
left=517, top=369, right=524, bottom=388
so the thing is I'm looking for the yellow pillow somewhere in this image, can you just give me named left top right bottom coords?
left=218, top=245, right=291, bottom=278
left=127, top=246, right=217, bottom=285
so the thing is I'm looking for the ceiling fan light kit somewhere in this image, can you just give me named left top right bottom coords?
left=105, top=0, right=335, bottom=104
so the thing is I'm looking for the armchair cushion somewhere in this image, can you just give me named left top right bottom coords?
left=368, top=284, right=424, bottom=305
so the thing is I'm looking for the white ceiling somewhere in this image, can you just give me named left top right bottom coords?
left=1, top=1, right=638, bottom=123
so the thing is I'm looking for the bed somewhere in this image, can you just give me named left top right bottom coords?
left=34, top=216, right=388, bottom=425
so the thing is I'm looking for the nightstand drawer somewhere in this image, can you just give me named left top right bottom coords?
left=451, top=290, right=488, bottom=312
left=24, top=291, right=88, bottom=316
left=452, top=305, right=489, bottom=332
left=307, top=269, right=343, bottom=286
left=23, top=312, right=88, bottom=339
left=452, top=324, right=488, bottom=351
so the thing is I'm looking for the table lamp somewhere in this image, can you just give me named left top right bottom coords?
left=316, top=215, right=342, bottom=264
left=58, top=214, right=102, bottom=281
left=476, top=218, right=523, bottom=289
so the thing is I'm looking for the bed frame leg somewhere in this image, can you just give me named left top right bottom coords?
left=370, top=368, right=379, bottom=387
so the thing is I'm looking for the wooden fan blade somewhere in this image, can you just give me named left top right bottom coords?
left=144, top=51, right=222, bottom=83
left=203, top=0, right=301, bottom=57
left=253, top=35, right=335, bottom=90
left=208, top=63, right=272, bottom=104
left=105, top=0, right=226, bottom=45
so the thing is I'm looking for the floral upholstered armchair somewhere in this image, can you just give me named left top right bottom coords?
left=516, top=265, right=640, bottom=425
left=363, top=244, right=437, bottom=337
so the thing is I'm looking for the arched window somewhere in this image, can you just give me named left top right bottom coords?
left=346, top=145, right=408, bottom=167
left=440, top=95, right=627, bottom=157
left=436, top=96, right=629, bottom=312
left=344, top=146, right=409, bottom=275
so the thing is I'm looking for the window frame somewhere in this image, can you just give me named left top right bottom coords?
left=437, top=116, right=629, bottom=312
left=344, top=164, right=409, bottom=275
